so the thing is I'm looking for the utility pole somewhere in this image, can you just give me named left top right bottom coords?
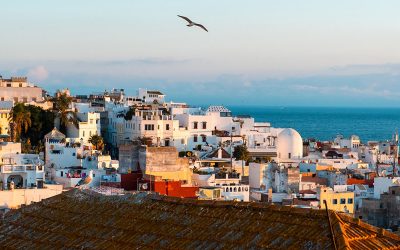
left=394, top=130, right=399, bottom=176
left=230, top=129, right=233, bottom=172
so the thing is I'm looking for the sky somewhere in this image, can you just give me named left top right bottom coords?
left=1, top=0, right=400, bottom=107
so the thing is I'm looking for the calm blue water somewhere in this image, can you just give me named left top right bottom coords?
left=228, top=106, right=400, bottom=142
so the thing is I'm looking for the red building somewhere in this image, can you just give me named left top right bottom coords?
left=121, top=172, right=198, bottom=198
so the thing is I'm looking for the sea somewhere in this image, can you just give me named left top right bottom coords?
left=227, top=106, right=400, bottom=142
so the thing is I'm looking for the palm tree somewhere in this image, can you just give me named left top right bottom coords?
left=88, top=134, right=104, bottom=150
left=233, top=144, right=250, bottom=177
left=9, top=103, right=32, bottom=142
left=53, top=92, right=78, bottom=134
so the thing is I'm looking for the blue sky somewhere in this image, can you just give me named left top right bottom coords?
left=1, top=1, right=400, bottom=106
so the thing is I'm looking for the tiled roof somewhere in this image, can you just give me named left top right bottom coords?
left=0, top=189, right=399, bottom=249
left=207, top=105, right=231, bottom=112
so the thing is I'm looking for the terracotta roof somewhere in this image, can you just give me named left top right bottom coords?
left=0, top=189, right=399, bottom=249
left=301, top=175, right=328, bottom=186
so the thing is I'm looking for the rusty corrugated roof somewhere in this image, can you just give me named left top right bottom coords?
left=0, top=189, right=399, bottom=249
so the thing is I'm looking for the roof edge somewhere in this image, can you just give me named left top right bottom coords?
left=337, top=213, right=400, bottom=242
left=328, top=211, right=351, bottom=250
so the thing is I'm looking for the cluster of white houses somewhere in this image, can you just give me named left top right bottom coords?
left=0, top=76, right=399, bottom=232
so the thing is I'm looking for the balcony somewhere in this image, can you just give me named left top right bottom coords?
left=1, top=165, right=44, bottom=173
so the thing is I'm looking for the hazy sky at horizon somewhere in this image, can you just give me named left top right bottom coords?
left=2, top=1, right=400, bottom=106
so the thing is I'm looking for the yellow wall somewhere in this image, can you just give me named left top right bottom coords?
left=0, top=112, right=10, bottom=135
left=198, top=188, right=222, bottom=200
left=319, top=188, right=355, bottom=214
left=145, top=167, right=193, bottom=183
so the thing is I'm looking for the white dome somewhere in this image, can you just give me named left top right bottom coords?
left=277, top=128, right=303, bottom=160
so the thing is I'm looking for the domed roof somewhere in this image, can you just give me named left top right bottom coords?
left=44, top=127, right=65, bottom=140
left=277, top=128, right=303, bottom=160
left=350, top=135, right=359, bottom=140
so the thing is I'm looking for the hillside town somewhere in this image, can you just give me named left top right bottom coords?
left=0, top=75, right=399, bottom=236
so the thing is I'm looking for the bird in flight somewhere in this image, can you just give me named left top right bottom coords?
left=178, top=15, right=208, bottom=32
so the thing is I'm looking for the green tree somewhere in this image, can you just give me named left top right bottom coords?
left=23, top=105, right=55, bottom=146
left=233, top=144, right=250, bottom=177
left=88, top=134, right=104, bottom=150
left=53, top=92, right=77, bottom=134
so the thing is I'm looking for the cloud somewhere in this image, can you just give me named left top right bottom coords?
left=27, top=65, right=49, bottom=81
left=328, top=63, right=400, bottom=76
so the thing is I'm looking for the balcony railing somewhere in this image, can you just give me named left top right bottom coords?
left=1, top=165, right=44, bottom=173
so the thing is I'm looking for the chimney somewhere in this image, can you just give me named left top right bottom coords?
left=218, top=148, right=222, bottom=159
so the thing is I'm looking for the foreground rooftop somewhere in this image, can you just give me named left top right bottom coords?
left=0, top=189, right=399, bottom=249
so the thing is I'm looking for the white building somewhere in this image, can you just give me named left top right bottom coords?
left=276, top=128, right=303, bottom=163
left=44, top=128, right=120, bottom=188
left=0, top=142, right=45, bottom=189
left=373, top=177, right=400, bottom=199
left=137, top=88, right=165, bottom=104
left=333, top=134, right=361, bottom=150
left=192, top=168, right=249, bottom=202
left=66, top=110, right=101, bottom=143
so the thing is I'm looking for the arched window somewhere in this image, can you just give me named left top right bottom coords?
left=234, top=187, right=237, bottom=192
left=238, top=187, right=241, bottom=192
left=230, top=187, right=232, bottom=192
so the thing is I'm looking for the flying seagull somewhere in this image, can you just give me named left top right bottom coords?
left=178, top=15, right=208, bottom=32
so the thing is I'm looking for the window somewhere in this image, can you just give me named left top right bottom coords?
left=347, top=198, right=353, bottom=204
left=145, top=124, right=155, bottom=131
left=202, top=122, right=207, bottom=129
left=193, top=135, right=198, bottom=142
left=340, top=198, right=346, bottom=204
left=83, top=131, right=85, bottom=137
left=72, top=153, right=76, bottom=156
left=7, top=83, right=11, bottom=87
left=0, top=97, right=3, bottom=101
left=202, top=135, right=207, bottom=142
left=32, top=97, right=37, bottom=102
left=166, top=124, right=170, bottom=130
left=19, top=83, right=22, bottom=87
left=60, top=171, right=63, bottom=177
left=288, top=153, right=291, bottom=159
left=332, top=199, right=338, bottom=204
left=193, top=122, right=198, bottom=129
